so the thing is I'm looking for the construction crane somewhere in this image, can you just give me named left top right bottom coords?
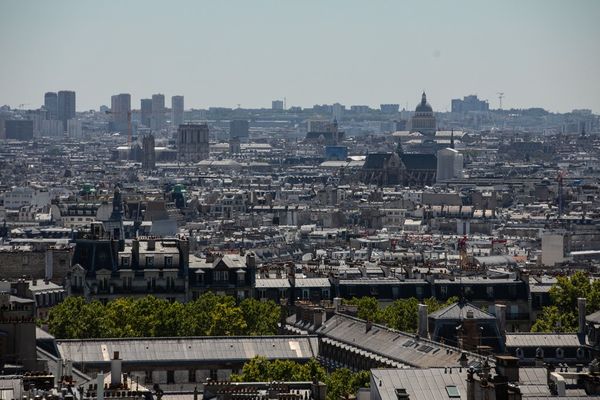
left=497, top=92, right=505, bottom=110
left=105, top=109, right=132, bottom=145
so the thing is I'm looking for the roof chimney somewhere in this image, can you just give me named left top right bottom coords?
left=578, top=297, right=587, bottom=335
left=111, top=351, right=122, bottom=387
left=495, top=304, right=507, bottom=339
left=97, top=372, right=105, bottom=400
left=418, top=304, right=428, bottom=339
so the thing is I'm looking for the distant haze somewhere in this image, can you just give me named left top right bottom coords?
left=1, top=0, right=599, bottom=113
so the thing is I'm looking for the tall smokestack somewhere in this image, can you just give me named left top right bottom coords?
left=578, top=298, right=587, bottom=335
left=418, top=304, right=428, bottom=338
left=111, top=351, right=122, bottom=387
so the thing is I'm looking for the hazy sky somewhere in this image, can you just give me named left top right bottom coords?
left=1, top=0, right=599, bottom=113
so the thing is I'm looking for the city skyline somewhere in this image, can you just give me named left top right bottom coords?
left=1, top=0, right=599, bottom=113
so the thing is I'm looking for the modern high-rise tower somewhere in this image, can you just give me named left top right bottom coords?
left=171, top=95, right=184, bottom=127
left=44, top=92, right=58, bottom=120
left=151, top=94, right=165, bottom=131
left=140, top=99, right=152, bottom=128
left=229, top=119, right=249, bottom=141
left=57, top=90, right=76, bottom=131
left=110, top=93, right=131, bottom=133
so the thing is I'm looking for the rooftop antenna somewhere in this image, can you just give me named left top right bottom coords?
left=497, top=92, right=505, bottom=110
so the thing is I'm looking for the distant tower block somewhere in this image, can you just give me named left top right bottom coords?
left=171, top=95, right=184, bottom=127
left=142, top=133, right=156, bottom=170
left=177, top=123, right=209, bottom=162
left=230, top=136, right=241, bottom=154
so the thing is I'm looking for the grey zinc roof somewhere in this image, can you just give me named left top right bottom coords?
left=372, top=367, right=551, bottom=400
left=371, top=368, right=469, bottom=400
left=587, top=310, right=600, bottom=324
left=255, top=278, right=291, bottom=288
left=316, top=313, right=483, bottom=368
left=505, top=333, right=584, bottom=348
left=428, top=302, right=496, bottom=321
left=56, top=336, right=318, bottom=365
left=294, top=278, right=331, bottom=288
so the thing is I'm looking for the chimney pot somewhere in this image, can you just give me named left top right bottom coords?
left=578, top=298, right=587, bottom=335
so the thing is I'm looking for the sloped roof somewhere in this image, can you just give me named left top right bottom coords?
left=428, top=302, right=496, bottom=321
left=401, top=154, right=437, bottom=170
left=505, top=333, right=584, bottom=348
left=314, top=313, right=484, bottom=368
left=56, top=336, right=318, bottom=364
left=586, top=309, right=600, bottom=324
left=363, top=153, right=393, bottom=169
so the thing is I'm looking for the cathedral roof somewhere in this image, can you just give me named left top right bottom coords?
left=415, top=91, right=433, bottom=113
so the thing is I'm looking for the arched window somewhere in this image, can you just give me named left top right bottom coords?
left=577, top=347, right=585, bottom=359
left=516, top=348, right=524, bottom=358
left=535, top=347, right=544, bottom=359
left=556, top=348, right=564, bottom=359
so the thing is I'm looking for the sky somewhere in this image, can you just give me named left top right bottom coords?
left=1, top=0, right=599, bottom=113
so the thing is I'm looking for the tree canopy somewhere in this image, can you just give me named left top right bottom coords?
left=531, top=272, right=600, bottom=332
left=47, top=294, right=281, bottom=339
left=231, top=356, right=369, bottom=400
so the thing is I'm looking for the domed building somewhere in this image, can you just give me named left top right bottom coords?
left=409, top=91, right=437, bottom=137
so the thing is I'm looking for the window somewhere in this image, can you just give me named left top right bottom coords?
left=167, top=370, right=174, bottom=384
left=440, top=285, right=448, bottom=297
left=165, top=256, right=173, bottom=267
left=167, top=276, right=175, bottom=290
left=486, top=286, right=494, bottom=298
left=121, top=257, right=130, bottom=267
left=445, top=386, right=460, bottom=398
left=122, top=276, right=132, bottom=289
left=214, top=270, right=229, bottom=281
left=516, top=348, right=524, bottom=358
left=464, top=286, right=473, bottom=297
left=416, top=286, right=423, bottom=299
left=147, top=277, right=156, bottom=290
left=146, top=256, right=154, bottom=267
left=556, top=348, right=564, bottom=359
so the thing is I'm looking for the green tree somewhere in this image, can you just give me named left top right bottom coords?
left=231, top=356, right=325, bottom=382
left=103, top=297, right=138, bottom=337
left=231, top=357, right=367, bottom=400
left=240, top=298, right=281, bottom=335
left=531, top=272, right=600, bottom=332
left=129, top=296, right=170, bottom=337
left=531, top=305, right=577, bottom=333
left=207, top=300, right=247, bottom=336
left=347, top=297, right=381, bottom=322
left=324, top=368, right=370, bottom=400
left=47, top=297, right=106, bottom=339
